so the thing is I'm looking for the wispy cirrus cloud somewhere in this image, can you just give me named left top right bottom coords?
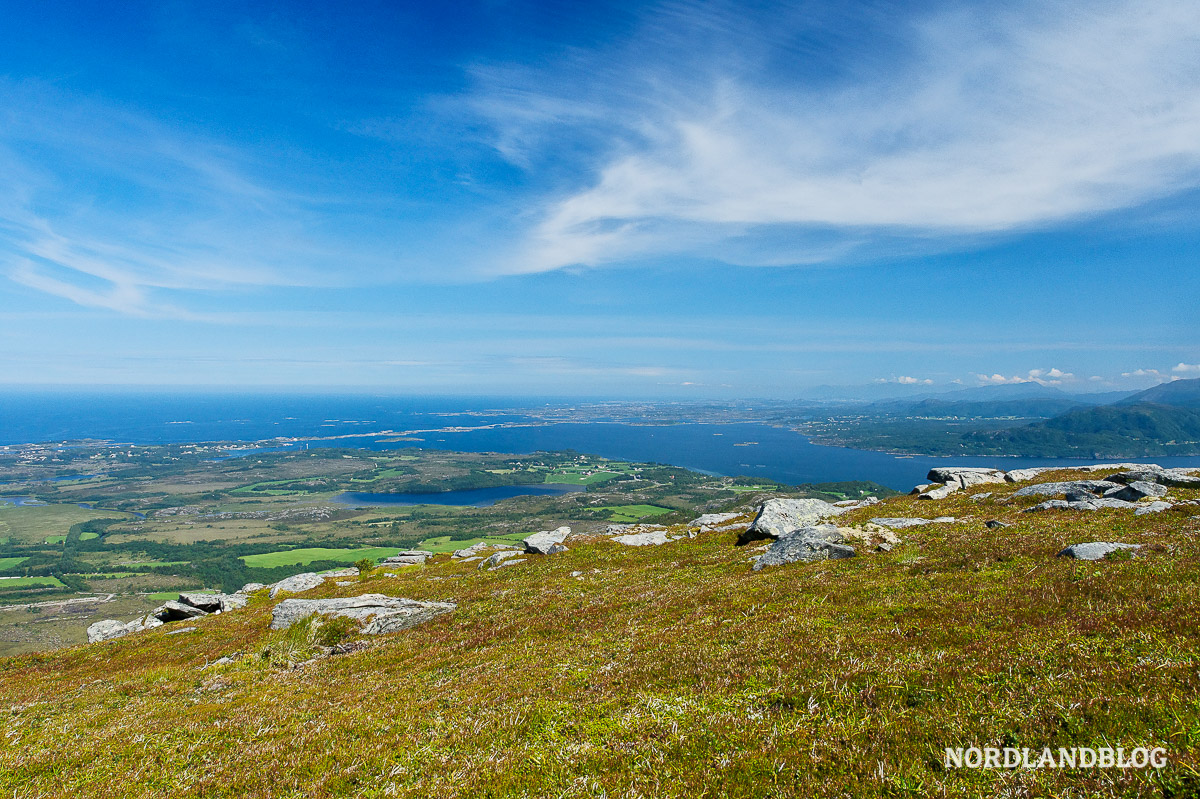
left=462, top=0, right=1200, bottom=274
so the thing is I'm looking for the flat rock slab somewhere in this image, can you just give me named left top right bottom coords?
left=1135, top=501, right=1173, bottom=515
left=917, top=485, right=958, bottom=500
left=753, top=525, right=856, bottom=571
left=869, top=516, right=955, bottom=529
left=688, top=512, right=742, bottom=529
left=1057, top=542, right=1142, bottom=561
left=1014, top=481, right=1121, bottom=498
left=269, top=572, right=326, bottom=598
left=524, top=526, right=571, bottom=555
left=1106, top=468, right=1200, bottom=488
left=1004, top=467, right=1058, bottom=483
left=613, top=530, right=674, bottom=546
left=270, top=594, right=456, bottom=634
left=479, top=551, right=522, bottom=569
left=1103, top=481, right=1168, bottom=501
left=739, top=498, right=848, bottom=545
left=178, top=592, right=223, bottom=612
left=1024, top=498, right=1137, bottom=512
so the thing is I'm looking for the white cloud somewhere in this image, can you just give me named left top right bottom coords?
left=1121, top=367, right=1182, bottom=383
left=1172, top=362, right=1200, bottom=373
left=975, top=368, right=1075, bottom=386
left=468, top=1, right=1200, bottom=273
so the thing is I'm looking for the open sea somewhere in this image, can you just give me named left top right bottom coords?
left=3, top=392, right=1200, bottom=491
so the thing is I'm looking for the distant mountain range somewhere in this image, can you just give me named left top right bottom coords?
left=805, top=378, right=1200, bottom=457
left=804, top=380, right=1137, bottom=405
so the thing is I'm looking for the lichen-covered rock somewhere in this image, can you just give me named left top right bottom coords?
left=1134, top=502, right=1173, bottom=515
left=917, top=484, right=958, bottom=500
left=1004, top=467, right=1057, bottom=483
left=269, top=594, right=456, bottom=634
left=1106, top=468, right=1200, bottom=489
left=927, top=467, right=1007, bottom=489
left=752, top=525, right=856, bottom=571
left=87, top=619, right=131, bottom=643
left=739, top=499, right=848, bottom=545
left=219, top=593, right=250, bottom=612
left=1024, top=497, right=1137, bottom=512
left=269, top=572, right=326, bottom=598
left=1103, top=481, right=1168, bottom=501
left=1013, top=481, right=1121, bottom=498
left=155, top=600, right=210, bottom=622
left=523, top=526, right=571, bottom=555
left=241, top=582, right=267, bottom=593
left=178, top=592, right=223, bottom=612
left=869, top=516, right=955, bottom=529
left=613, top=530, right=674, bottom=546
left=479, top=551, right=522, bottom=569
left=1057, top=542, right=1141, bottom=560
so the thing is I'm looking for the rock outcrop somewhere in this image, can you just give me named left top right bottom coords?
left=869, top=516, right=955, bottom=529
left=269, top=594, right=456, bottom=634
left=380, top=550, right=434, bottom=567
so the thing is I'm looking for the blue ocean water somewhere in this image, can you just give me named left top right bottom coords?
left=2, top=392, right=1199, bottom=491
left=335, top=484, right=584, bottom=508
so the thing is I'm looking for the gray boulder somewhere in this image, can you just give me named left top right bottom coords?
left=269, top=572, right=325, bottom=598
left=1103, top=480, right=1168, bottom=501
left=1057, top=542, right=1141, bottom=561
left=1134, top=501, right=1173, bottom=515
left=241, top=582, right=267, bottom=593
left=87, top=619, right=131, bottom=643
left=869, top=516, right=955, bottom=529
left=269, top=594, right=456, bottom=634
left=1013, top=480, right=1121, bottom=498
left=523, top=526, right=571, bottom=555
left=688, top=512, right=743, bottom=530
left=739, top=499, right=847, bottom=545
left=752, top=525, right=856, bottom=571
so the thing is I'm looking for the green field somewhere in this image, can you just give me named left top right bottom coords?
left=0, top=576, right=65, bottom=589
left=0, top=503, right=131, bottom=545
left=79, top=532, right=100, bottom=541
left=416, top=533, right=528, bottom=554
left=594, top=504, right=674, bottom=522
left=240, top=546, right=404, bottom=568
left=45, top=535, right=66, bottom=544
left=0, top=556, right=28, bottom=571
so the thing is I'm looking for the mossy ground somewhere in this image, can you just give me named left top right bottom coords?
left=2, top=468, right=1199, bottom=797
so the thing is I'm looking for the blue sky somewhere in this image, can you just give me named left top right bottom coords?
left=1, top=0, right=1198, bottom=396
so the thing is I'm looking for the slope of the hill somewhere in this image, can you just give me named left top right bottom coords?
left=2, top=467, right=1199, bottom=798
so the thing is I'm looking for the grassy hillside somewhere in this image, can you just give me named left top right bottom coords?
left=964, top=404, right=1200, bottom=457
left=2, top=468, right=1199, bottom=797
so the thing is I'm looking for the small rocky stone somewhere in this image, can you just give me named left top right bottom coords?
left=164, top=626, right=198, bottom=635
left=984, top=520, right=1011, bottom=529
